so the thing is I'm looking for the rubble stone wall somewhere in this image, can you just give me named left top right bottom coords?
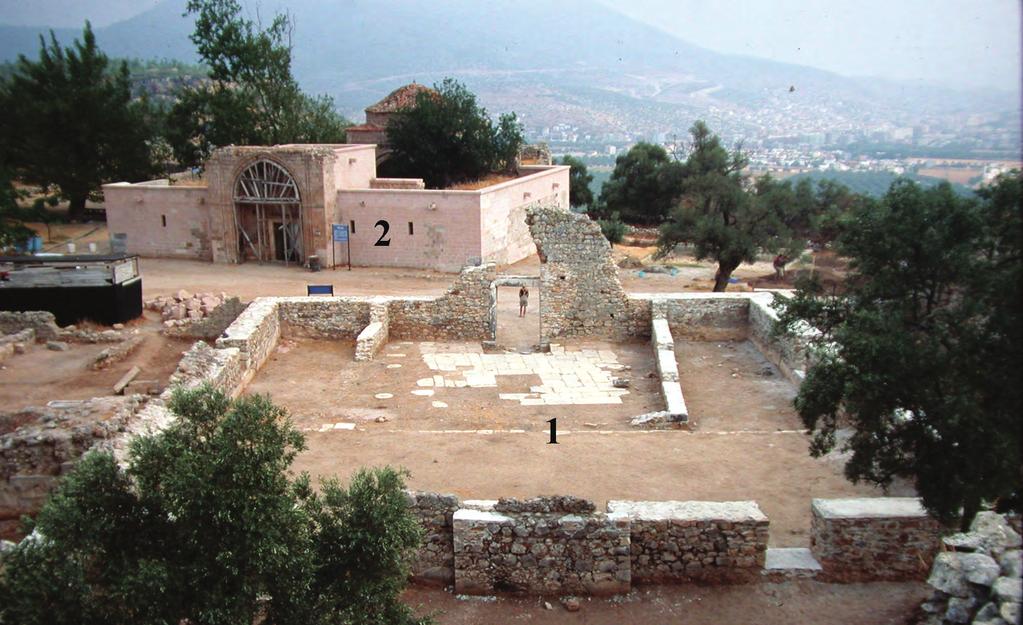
left=453, top=497, right=632, bottom=597
left=215, top=298, right=281, bottom=378
left=810, top=497, right=942, bottom=582
left=659, top=294, right=750, bottom=341
left=0, top=311, right=59, bottom=341
left=406, top=491, right=460, bottom=585
left=387, top=264, right=496, bottom=341
left=355, top=300, right=390, bottom=361
left=607, top=500, right=769, bottom=584
left=527, top=207, right=642, bottom=342
left=277, top=296, right=372, bottom=338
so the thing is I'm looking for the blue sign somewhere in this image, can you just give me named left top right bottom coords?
left=332, top=224, right=349, bottom=242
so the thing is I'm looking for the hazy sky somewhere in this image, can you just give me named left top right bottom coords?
left=1, top=0, right=1019, bottom=91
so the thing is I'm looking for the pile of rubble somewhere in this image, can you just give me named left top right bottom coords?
left=146, top=290, right=230, bottom=328
left=916, top=512, right=1022, bottom=625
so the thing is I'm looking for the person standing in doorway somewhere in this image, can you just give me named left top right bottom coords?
left=518, top=286, right=529, bottom=317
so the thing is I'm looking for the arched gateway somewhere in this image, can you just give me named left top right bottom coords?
left=232, top=160, right=303, bottom=264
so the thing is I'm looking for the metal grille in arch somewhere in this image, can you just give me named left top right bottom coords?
left=233, top=160, right=300, bottom=204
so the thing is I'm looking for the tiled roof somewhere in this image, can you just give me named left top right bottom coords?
left=346, top=123, right=385, bottom=132
left=365, top=83, right=436, bottom=113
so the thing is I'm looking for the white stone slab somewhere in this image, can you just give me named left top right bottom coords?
left=453, top=508, right=512, bottom=523
left=606, top=500, right=768, bottom=523
left=764, top=548, right=822, bottom=571
left=374, top=393, right=393, bottom=399
left=412, top=389, right=434, bottom=396
left=431, top=401, right=448, bottom=408
left=332, top=422, right=356, bottom=430
left=812, top=497, right=928, bottom=519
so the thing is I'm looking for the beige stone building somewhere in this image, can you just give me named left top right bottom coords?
left=104, top=87, right=569, bottom=272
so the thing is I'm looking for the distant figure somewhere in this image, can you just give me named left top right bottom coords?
left=518, top=286, right=529, bottom=317
left=788, top=85, right=795, bottom=93
left=773, top=254, right=790, bottom=280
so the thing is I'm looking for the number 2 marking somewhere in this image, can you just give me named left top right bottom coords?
left=547, top=418, right=558, bottom=444
left=374, top=219, right=391, bottom=246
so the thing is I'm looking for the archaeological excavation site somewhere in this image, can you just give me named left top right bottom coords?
left=2, top=203, right=1019, bottom=619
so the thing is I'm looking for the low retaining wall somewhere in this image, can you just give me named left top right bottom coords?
left=748, top=294, right=810, bottom=385
left=355, top=300, right=389, bottom=361
left=661, top=294, right=749, bottom=341
left=453, top=498, right=632, bottom=596
left=406, top=491, right=460, bottom=585
left=216, top=298, right=281, bottom=376
left=607, top=500, right=769, bottom=584
left=810, top=497, right=942, bottom=582
left=0, top=311, right=59, bottom=341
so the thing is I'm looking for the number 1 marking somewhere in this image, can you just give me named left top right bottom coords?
left=547, top=418, right=558, bottom=444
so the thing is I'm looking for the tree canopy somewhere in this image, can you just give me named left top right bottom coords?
left=657, top=122, right=809, bottom=291
left=384, top=78, right=524, bottom=189
left=558, top=155, right=594, bottom=210
left=594, top=142, right=684, bottom=225
left=168, top=0, right=350, bottom=167
left=774, top=173, right=1022, bottom=529
left=0, top=23, right=157, bottom=221
left=0, top=385, right=426, bottom=625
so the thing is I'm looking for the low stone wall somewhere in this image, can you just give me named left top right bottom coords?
left=810, top=497, right=942, bottom=582
left=651, top=314, right=687, bottom=423
left=355, top=300, right=389, bottom=361
left=660, top=294, right=750, bottom=341
left=0, top=311, right=59, bottom=342
left=278, top=297, right=372, bottom=339
left=387, top=264, right=495, bottom=341
left=0, top=396, right=145, bottom=539
left=607, top=500, right=769, bottom=584
left=215, top=298, right=281, bottom=378
left=453, top=497, right=631, bottom=597
left=748, top=294, right=810, bottom=385
left=406, top=490, right=460, bottom=585
left=0, top=328, right=34, bottom=363
left=170, top=341, right=246, bottom=398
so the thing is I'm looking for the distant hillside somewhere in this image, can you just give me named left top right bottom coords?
left=1, top=0, right=1015, bottom=130
left=787, top=170, right=974, bottom=198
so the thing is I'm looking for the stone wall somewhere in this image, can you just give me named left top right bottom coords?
left=0, top=311, right=60, bottom=341
left=215, top=298, right=281, bottom=376
left=355, top=300, right=390, bottom=361
left=660, top=294, right=750, bottom=341
left=453, top=497, right=631, bottom=597
left=405, top=490, right=460, bottom=586
left=650, top=314, right=687, bottom=423
left=277, top=297, right=372, bottom=339
left=388, top=264, right=496, bottom=341
left=0, top=396, right=144, bottom=539
left=527, top=207, right=641, bottom=342
left=169, top=341, right=246, bottom=398
left=607, top=500, right=769, bottom=584
left=748, top=294, right=811, bottom=385
left=811, top=497, right=942, bottom=582
left=0, top=328, right=34, bottom=363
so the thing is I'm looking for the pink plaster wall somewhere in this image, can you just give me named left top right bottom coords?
left=103, top=182, right=211, bottom=259
left=335, top=189, right=482, bottom=271
left=479, top=165, right=570, bottom=265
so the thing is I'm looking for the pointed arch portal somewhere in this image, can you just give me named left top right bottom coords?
left=233, top=160, right=303, bottom=265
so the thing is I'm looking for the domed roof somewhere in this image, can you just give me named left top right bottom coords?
left=365, top=83, right=437, bottom=113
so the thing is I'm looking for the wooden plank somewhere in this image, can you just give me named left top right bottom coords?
left=113, top=366, right=141, bottom=395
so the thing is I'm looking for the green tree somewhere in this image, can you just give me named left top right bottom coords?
left=169, top=0, right=350, bottom=167
left=0, top=23, right=156, bottom=221
left=598, top=213, right=627, bottom=246
left=0, top=385, right=426, bottom=625
left=657, top=122, right=804, bottom=291
left=559, top=155, right=594, bottom=210
left=774, top=174, right=1022, bottom=529
left=595, top=142, right=684, bottom=225
left=385, top=78, right=524, bottom=189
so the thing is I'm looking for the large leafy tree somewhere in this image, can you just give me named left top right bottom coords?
left=774, top=174, right=1022, bottom=529
left=558, top=155, right=594, bottom=210
left=657, top=122, right=809, bottom=291
left=595, top=142, right=684, bottom=225
left=385, top=78, right=524, bottom=189
left=0, top=23, right=156, bottom=221
left=0, top=385, right=426, bottom=625
left=168, top=0, right=350, bottom=167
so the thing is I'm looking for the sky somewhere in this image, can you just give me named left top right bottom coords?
left=0, top=0, right=1019, bottom=92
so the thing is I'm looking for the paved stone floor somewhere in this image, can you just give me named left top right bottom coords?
left=415, top=342, right=629, bottom=406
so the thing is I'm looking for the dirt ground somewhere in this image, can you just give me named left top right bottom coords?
left=403, top=581, right=929, bottom=625
left=0, top=312, right=191, bottom=412
left=257, top=336, right=901, bottom=547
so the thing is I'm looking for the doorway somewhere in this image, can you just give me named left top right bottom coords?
left=493, top=278, right=541, bottom=352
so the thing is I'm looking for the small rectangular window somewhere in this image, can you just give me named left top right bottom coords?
left=161, top=215, right=167, bottom=227
left=349, top=220, right=355, bottom=234
left=408, top=221, right=414, bottom=235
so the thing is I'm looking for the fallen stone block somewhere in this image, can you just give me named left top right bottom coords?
left=46, top=340, right=70, bottom=351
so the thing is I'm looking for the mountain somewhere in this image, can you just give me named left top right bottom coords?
left=1, top=0, right=1016, bottom=138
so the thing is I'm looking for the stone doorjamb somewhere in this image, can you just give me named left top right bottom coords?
left=487, top=275, right=542, bottom=348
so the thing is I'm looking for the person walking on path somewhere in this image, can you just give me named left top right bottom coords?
left=518, top=286, right=529, bottom=317
left=773, top=254, right=790, bottom=280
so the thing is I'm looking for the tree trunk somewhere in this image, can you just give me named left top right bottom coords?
left=713, top=260, right=741, bottom=292
left=67, top=194, right=87, bottom=222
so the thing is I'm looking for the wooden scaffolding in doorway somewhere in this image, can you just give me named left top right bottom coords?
left=232, top=159, right=304, bottom=265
